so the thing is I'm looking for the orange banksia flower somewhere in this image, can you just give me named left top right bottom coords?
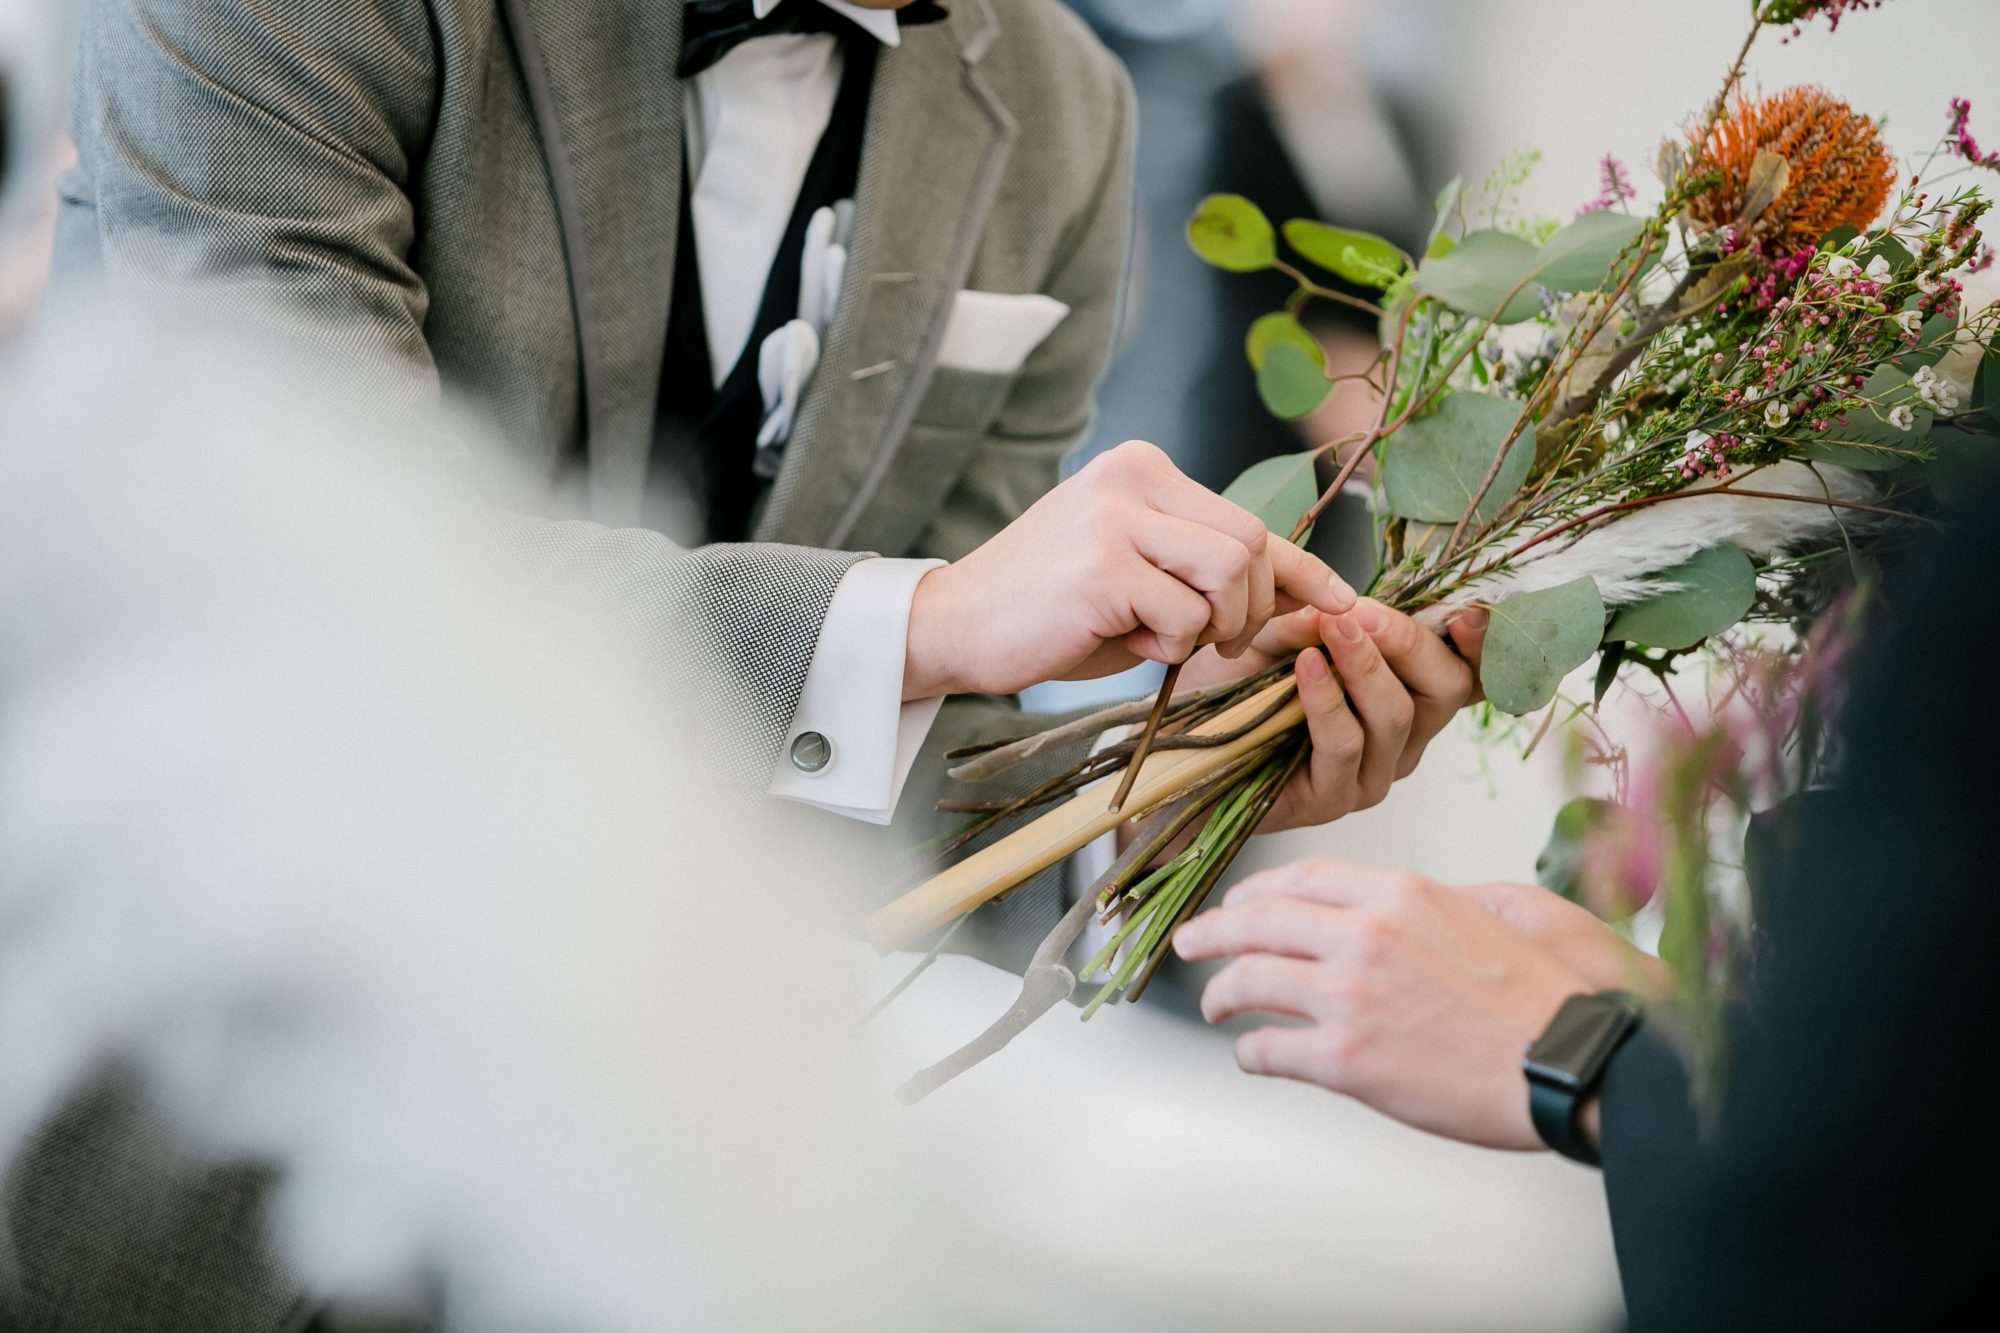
left=1686, top=86, right=1898, bottom=251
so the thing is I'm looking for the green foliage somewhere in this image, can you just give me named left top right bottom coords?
left=1281, top=219, right=1407, bottom=289
left=1536, top=796, right=1617, bottom=906
left=1414, top=230, right=1544, bottom=323
left=1381, top=391, right=1535, bottom=525
left=1244, top=312, right=1325, bottom=372
left=1899, top=312, right=1958, bottom=371
left=1415, top=212, right=1652, bottom=323
left=1221, top=450, right=1319, bottom=538
left=1806, top=369, right=1930, bottom=470
left=1480, top=577, right=1605, bottom=715
left=1255, top=342, right=1332, bottom=420
left=1606, top=545, right=1758, bottom=650
left=1535, top=211, right=1654, bottom=291
left=1187, top=194, right=1277, bottom=272
left=1427, top=177, right=1464, bottom=257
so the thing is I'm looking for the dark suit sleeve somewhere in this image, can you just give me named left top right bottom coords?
left=1599, top=490, right=2000, bottom=1332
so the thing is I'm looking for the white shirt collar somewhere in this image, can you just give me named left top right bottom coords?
left=751, top=0, right=904, bottom=48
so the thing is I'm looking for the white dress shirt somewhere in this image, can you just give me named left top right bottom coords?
left=681, top=0, right=945, bottom=824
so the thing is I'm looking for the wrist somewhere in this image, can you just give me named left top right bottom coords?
left=903, top=564, right=962, bottom=701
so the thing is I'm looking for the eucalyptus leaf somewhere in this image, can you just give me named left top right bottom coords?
left=1537, top=797, right=1620, bottom=908
left=1605, top=545, right=1756, bottom=650
left=1426, top=176, right=1463, bottom=256
left=1535, top=210, right=1654, bottom=292
left=1929, top=433, right=2000, bottom=509
left=1976, top=323, right=2000, bottom=415
left=1900, top=311, right=1957, bottom=371
left=1414, top=229, right=1544, bottom=323
left=1188, top=194, right=1277, bottom=272
left=1245, top=311, right=1325, bottom=372
left=1807, top=366, right=1930, bottom=469
left=1381, top=391, right=1534, bottom=525
left=1255, top=342, right=1332, bottom=420
left=1282, top=219, right=1406, bottom=289
left=1222, top=451, right=1320, bottom=537
left=1480, top=577, right=1606, bottom=715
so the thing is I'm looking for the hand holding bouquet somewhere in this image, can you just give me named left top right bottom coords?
left=873, top=0, right=1999, bottom=1096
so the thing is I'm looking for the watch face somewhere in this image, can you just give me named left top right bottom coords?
left=1523, top=994, right=1639, bottom=1090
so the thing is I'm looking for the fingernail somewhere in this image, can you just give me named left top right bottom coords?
left=1297, top=647, right=1326, bottom=681
left=1459, top=607, right=1490, bottom=631
left=1329, top=573, right=1357, bottom=609
left=1334, top=613, right=1364, bottom=643
left=1357, top=602, right=1387, bottom=634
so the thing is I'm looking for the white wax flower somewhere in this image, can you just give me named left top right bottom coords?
left=1763, top=399, right=1791, bottom=429
left=1865, top=256, right=1892, bottom=283
left=1888, top=404, right=1916, bottom=431
left=1898, top=309, right=1925, bottom=338
left=1825, top=254, right=1860, bottom=279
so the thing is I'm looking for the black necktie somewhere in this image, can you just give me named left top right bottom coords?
left=677, top=0, right=949, bottom=78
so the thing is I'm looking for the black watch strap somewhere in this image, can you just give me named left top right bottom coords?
left=1523, top=991, right=1643, bottom=1167
left=1528, top=1073, right=1601, bottom=1166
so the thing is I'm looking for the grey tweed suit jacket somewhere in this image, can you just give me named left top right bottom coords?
left=11, top=1, right=1133, bottom=1329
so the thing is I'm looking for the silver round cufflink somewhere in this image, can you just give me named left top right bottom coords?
left=789, top=730, right=833, bottom=773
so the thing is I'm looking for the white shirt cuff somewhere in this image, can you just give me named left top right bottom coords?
left=767, top=556, right=947, bottom=824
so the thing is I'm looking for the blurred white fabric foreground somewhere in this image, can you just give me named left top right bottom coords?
left=0, top=299, right=907, bottom=1330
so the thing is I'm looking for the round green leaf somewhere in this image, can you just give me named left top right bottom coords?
left=1256, top=342, right=1332, bottom=421
left=1417, top=218, right=1654, bottom=323
left=1900, top=311, right=1957, bottom=370
left=1806, top=369, right=1929, bottom=470
left=1536, top=797, right=1620, bottom=907
left=1221, top=451, right=1320, bottom=537
left=1605, top=545, right=1756, bottom=650
left=1535, top=210, right=1654, bottom=292
left=1188, top=194, right=1277, bottom=273
left=1245, top=312, right=1325, bottom=372
left=1480, top=577, right=1606, bottom=715
left=1381, top=391, right=1535, bottom=525
left=1281, top=219, right=1406, bottom=289
left=1415, top=229, right=1543, bottom=323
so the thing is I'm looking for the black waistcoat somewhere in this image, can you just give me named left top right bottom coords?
left=651, top=36, right=878, bottom=544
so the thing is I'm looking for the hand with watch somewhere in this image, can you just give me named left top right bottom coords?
left=1523, top=991, right=1646, bottom=1166
left=1173, top=860, right=1668, bottom=1154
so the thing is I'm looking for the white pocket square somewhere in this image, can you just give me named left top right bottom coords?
left=935, top=290, right=1070, bottom=376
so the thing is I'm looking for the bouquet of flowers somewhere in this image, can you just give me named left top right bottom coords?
left=870, top=0, right=1999, bottom=1098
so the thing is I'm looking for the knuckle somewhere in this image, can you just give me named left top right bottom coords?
left=1234, top=1029, right=1276, bottom=1076
left=1322, top=1029, right=1368, bottom=1077
left=1346, top=914, right=1394, bottom=965
left=1383, top=695, right=1416, bottom=734
left=1114, top=438, right=1168, bottom=472
left=1326, top=723, right=1365, bottom=763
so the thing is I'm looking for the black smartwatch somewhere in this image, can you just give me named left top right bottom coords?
left=1522, top=991, right=1643, bottom=1167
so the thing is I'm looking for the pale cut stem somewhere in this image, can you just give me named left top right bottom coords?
left=865, top=678, right=1305, bottom=953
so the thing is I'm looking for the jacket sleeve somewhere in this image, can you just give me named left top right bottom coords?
left=53, top=0, right=868, bottom=777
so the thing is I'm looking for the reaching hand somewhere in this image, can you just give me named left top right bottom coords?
left=902, top=441, right=1356, bottom=700
left=1176, top=598, right=1489, bottom=833
left=1173, top=860, right=1621, bottom=1151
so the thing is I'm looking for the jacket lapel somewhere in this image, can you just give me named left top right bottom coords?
left=498, top=0, right=685, bottom=523
left=755, top=0, right=1018, bottom=549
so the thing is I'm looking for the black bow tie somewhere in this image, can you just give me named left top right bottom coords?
left=678, top=0, right=950, bottom=78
